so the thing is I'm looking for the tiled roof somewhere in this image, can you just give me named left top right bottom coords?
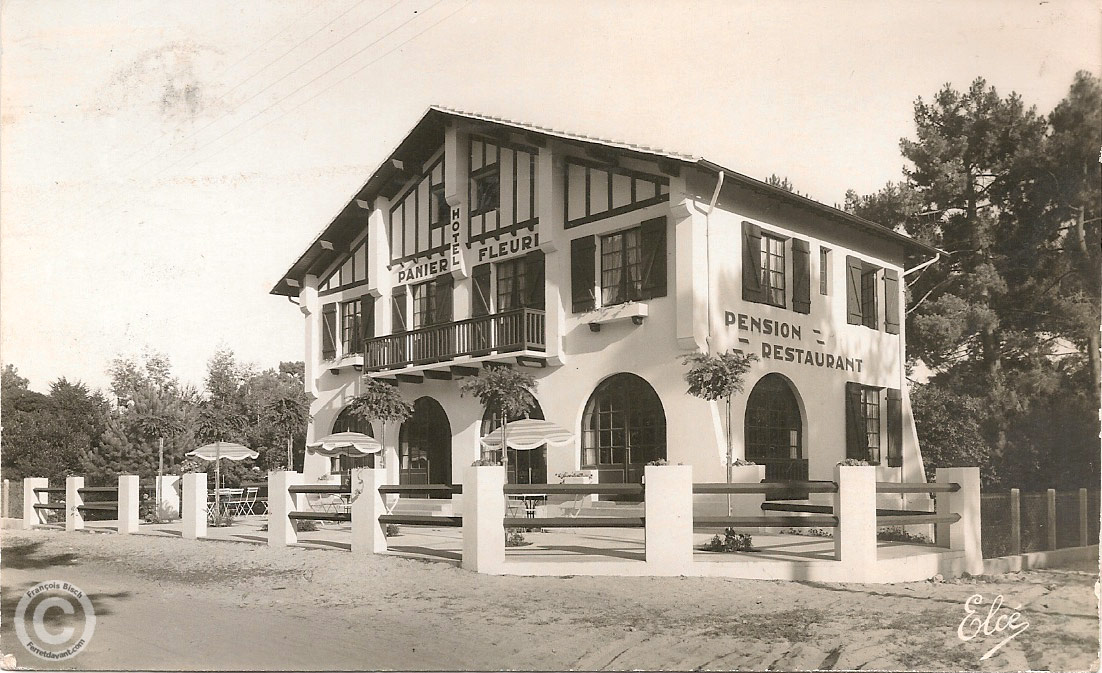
left=429, top=105, right=700, bottom=164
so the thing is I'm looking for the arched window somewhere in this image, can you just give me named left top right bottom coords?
left=397, top=397, right=452, bottom=485
left=581, top=373, right=666, bottom=483
left=480, top=397, right=546, bottom=484
left=744, top=374, right=805, bottom=481
left=330, top=406, right=375, bottom=474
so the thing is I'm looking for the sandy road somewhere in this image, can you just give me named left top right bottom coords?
left=1, top=529, right=1097, bottom=671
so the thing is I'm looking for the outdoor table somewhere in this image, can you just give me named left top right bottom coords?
left=506, top=493, right=547, bottom=519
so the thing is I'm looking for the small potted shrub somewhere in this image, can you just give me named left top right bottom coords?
left=700, top=528, right=754, bottom=552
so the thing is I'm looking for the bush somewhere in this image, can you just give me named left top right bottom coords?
left=877, top=526, right=931, bottom=543
left=646, top=459, right=670, bottom=466
left=293, top=518, right=318, bottom=532
left=732, top=458, right=756, bottom=466
left=837, top=458, right=870, bottom=467
left=385, top=524, right=400, bottom=537
left=470, top=459, right=501, bottom=467
left=505, top=529, right=529, bottom=547
left=701, top=528, right=753, bottom=552
left=209, top=513, right=234, bottom=527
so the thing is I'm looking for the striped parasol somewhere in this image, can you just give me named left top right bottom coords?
left=306, top=432, right=382, bottom=457
left=187, top=442, right=259, bottom=519
left=479, top=418, right=574, bottom=451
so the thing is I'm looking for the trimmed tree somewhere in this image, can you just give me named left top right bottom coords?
left=346, top=377, right=413, bottom=469
left=266, top=395, right=310, bottom=471
left=459, top=367, right=537, bottom=473
left=682, top=350, right=757, bottom=485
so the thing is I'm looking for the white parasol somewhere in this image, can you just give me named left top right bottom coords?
left=479, top=418, right=574, bottom=451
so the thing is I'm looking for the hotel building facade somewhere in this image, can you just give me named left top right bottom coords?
left=272, top=107, right=939, bottom=497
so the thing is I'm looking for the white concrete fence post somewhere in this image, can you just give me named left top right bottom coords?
left=2, top=478, right=10, bottom=519
left=267, top=471, right=302, bottom=547
left=182, top=473, right=208, bottom=539
left=462, top=465, right=505, bottom=573
left=644, top=464, right=693, bottom=574
left=834, top=465, right=878, bottom=582
left=157, top=475, right=181, bottom=520
left=935, top=467, right=982, bottom=575
left=23, top=477, right=48, bottom=529
left=351, top=467, right=388, bottom=554
left=118, top=475, right=140, bottom=534
left=65, top=476, right=85, bottom=532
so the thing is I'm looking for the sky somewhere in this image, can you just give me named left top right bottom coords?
left=2, top=0, right=1099, bottom=395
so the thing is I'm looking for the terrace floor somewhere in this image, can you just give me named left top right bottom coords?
left=77, top=516, right=943, bottom=565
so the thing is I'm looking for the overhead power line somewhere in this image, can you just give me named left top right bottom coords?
left=115, top=0, right=371, bottom=175
left=191, top=0, right=470, bottom=171
left=158, top=0, right=453, bottom=178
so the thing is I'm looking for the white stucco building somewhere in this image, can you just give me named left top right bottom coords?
left=272, top=107, right=939, bottom=497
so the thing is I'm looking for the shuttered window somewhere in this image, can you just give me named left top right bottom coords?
left=391, top=287, right=407, bottom=333
left=761, top=233, right=786, bottom=307
left=883, top=269, right=900, bottom=334
left=792, top=238, right=811, bottom=314
left=570, top=235, right=597, bottom=313
left=886, top=388, right=902, bottom=467
left=742, top=221, right=764, bottom=302
left=599, top=218, right=667, bottom=307
left=845, top=382, right=882, bottom=464
left=341, top=299, right=364, bottom=355
left=472, top=263, right=491, bottom=317
left=525, top=250, right=545, bottom=310
left=321, top=303, right=337, bottom=360
left=847, top=255, right=883, bottom=329
left=819, top=247, right=830, bottom=295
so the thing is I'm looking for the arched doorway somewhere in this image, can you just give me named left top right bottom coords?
left=331, top=406, right=375, bottom=476
left=480, top=397, right=547, bottom=485
left=744, top=374, right=806, bottom=481
left=581, top=373, right=666, bottom=483
left=398, top=397, right=452, bottom=485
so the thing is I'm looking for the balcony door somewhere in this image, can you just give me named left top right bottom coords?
left=398, top=397, right=452, bottom=486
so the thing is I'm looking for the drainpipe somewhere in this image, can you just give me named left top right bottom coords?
left=903, top=252, right=941, bottom=277
left=704, top=170, right=725, bottom=353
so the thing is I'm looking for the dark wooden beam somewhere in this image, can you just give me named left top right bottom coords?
left=450, top=365, right=479, bottom=377
left=584, top=146, right=618, bottom=166
left=396, top=373, right=424, bottom=384
left=423, top=369, right=452, bottom=380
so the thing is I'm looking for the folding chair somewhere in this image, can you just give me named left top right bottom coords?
left=238, top=487, right=259, bottom=516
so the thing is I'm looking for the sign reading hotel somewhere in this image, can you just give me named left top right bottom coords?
left=726, top=311, right=864, bottom=373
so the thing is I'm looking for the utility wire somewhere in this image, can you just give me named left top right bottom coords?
left=192, top=0, right=469, bottom=171
left=158, top=0, right=449, bottom=179
left=119, top=0, right=379, bottom=176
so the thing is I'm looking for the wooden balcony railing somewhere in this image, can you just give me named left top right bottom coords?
left=365, top=308, right=546, bottom=371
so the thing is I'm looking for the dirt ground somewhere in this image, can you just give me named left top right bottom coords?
left=0, top=528, right=1097, bottom=671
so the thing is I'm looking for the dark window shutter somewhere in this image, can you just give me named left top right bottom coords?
left=742, top=221, right=764, bottom=302
left=883, top=268, right=900, bottom=334
left=886, top=388, right=902, bottom=467
left=321, top=303, right=337, bottom=360
left=391, top=287, right=407, bottom=333
left=639, top=216, right=667, bottom=300
left=846, top=256, right=863, bottom=325
left=472, top=263, right=491, bottom=316
left=362, top=295, right=376, bottom=342
left=433, top=274, right=454, bottom=324
left=571, top=235, right=596, bottom=313
left=792, top=238, right=811, bottom=314
left=525, top=250, right=546, bottom=309
left=845, top=382, right=866, bottom=460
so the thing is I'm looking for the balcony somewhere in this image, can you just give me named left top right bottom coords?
left=365, top=308, right=546, bottom=373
